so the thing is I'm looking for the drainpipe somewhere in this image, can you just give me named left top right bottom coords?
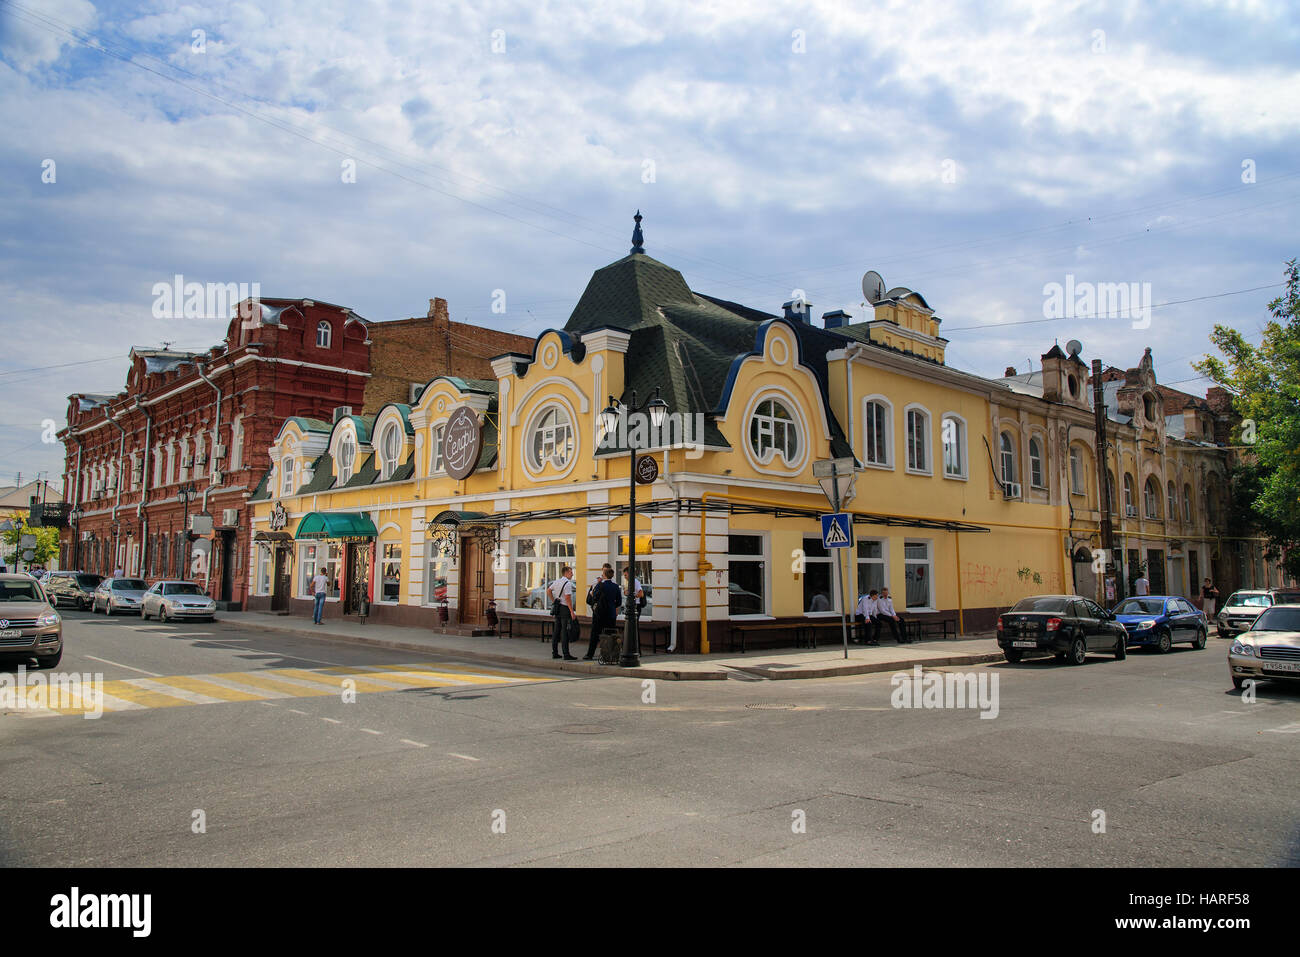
left=106, top=408, right=127, bottom=569
left=71, top=438, right=83, bottom=569
left=195, top=359, right=223, bottom=516
left=666, top=451, right=680, bottom=653
left=136, top=399, right=153, bottom=577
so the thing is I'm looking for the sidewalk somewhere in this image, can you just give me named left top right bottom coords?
left=231, top=611, right=1004, bottom=681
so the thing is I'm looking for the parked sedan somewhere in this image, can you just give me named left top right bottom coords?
left=1111, top=595, right=1208, bottom=652
left=92, top=577, right=148, bottom=616
left=0, top=573, right=63, bottom=669
left=1215, top=590, right=1273, bottom=638
left=997, top=594, right=1128, bottom=664
left=141, top=581, right=217, bottom=622
left=1228, top=604, right=1300, bottom=691
left=43, top=571, right=103, bottom=610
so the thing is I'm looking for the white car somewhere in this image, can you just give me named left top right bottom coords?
left=141, top=580, right=217, bottom=622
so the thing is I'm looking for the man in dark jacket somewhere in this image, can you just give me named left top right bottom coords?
left=584, top=565, right=622, bottom=660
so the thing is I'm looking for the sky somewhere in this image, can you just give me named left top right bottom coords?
left=1, top=0, right=1297, bottom=492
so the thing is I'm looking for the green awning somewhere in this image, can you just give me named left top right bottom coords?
left=430, top=510, right=491, bottom=525
left=294, top=512, right=378, bottom=540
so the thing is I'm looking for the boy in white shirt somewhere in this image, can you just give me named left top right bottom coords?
left=877, top=587, right=909, bottom=643
left=548, top=566, right=578, bottom=660
left=854, top=590, right=879, bottom=645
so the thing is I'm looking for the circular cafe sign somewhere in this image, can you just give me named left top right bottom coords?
left=634, top=454, right=659, bottom=485
left=443, top=407, right=483, bottom=481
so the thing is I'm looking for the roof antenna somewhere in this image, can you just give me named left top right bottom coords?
left=630, top=210, right=645, bottom=255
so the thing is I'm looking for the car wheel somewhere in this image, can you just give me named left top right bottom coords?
left=1155, top=628, right=1173, bottom=654
left=1231, top=675, right=1246, bottom=691
left=159, top=607, right=168, bottom=623
left=34, top=649, right=62, bottom=669
left=1066, top=636, right=1087, bottom=665
left=1114, top=634, right=1127, bottom=660
left=1194, top=628, right=1207, bottom=650
left=142, top=608, right=150, bottom=621
left=1003, top=649, right=1023, bottom=663
left=1216, top=628, right=1226, bottom=639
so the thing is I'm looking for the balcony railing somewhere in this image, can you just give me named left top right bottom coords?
left=29, top=502, right=72, bottom=528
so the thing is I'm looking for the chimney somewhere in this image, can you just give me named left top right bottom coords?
left=1004, top=366, right=1017, bottom=377
left=333, top=406, right=353, bottom=424
left=822, top=309, right=851, bottom=330
left=783, top=298, right=813, bottom=324
left=427, top=297, right=450, bottom=322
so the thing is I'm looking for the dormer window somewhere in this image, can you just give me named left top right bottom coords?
left=316, top=321, right=332, bottom=348
left=1143, top=393, right=1157, bottom=422
left=337, top=436, right=356, bottom=483
left=379, top=423, right=401, bottom=480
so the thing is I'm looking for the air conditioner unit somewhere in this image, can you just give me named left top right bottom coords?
left=408, top=383, right=425, bottom=404
left=181, top=455, right=193, bottom=468
left=214, top=444, right=227, bottom=460
left=212, top=471, right=224, bottom=485
left=221, top=508, right=239, bottom=527
left=1125, top=505, right=1138, bottom=517
left=1002, top=481, right=1021, bottom=499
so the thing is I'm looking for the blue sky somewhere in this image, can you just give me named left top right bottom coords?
left=1, top=0, right=1297, bottom=490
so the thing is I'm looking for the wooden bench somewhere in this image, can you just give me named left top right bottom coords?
left=903, top=616, right=958, bottom=641
left=727, top=621, right=804, bottom=653
left=495, top=612, right=553, bottom=640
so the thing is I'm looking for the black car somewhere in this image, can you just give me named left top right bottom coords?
left=43, top=571, right=103, bottom=610
left=997, top=594, right=1128, bottom=665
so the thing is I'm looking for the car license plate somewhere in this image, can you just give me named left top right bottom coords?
left=0, top=630, right=19, bottom=638
left=1264, top=661, right=1300, bottom=673
left=1012, top=640, right=1037, bottom=648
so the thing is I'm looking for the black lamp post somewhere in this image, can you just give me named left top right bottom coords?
left=600, top=388, right=669, bottom=667
left=70, top=506, right=83, bottom=569
left=177, top=482, right=197, bottom=578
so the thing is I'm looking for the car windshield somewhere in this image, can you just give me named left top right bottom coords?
left=1252, top=607, right=1300, bottom=632
left=1115, top=598, right=1166, bottom=615
left=163, top=583, right=205, bottom=596
left=1272, top=593, right=1300, bottom=605
left=0, top=581, right=44, bottom=602
left=114, top=579, right=147, bottom=590
left=76, top=574, right=103, bottom=587
left=1011, top=597, right=1071, bottom=613
left=1227, top=593, right=1270, bottom=608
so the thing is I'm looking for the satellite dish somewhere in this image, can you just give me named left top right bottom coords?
left=1066, top=339, right=1083, bottom=358
left=861, top=270, right=886, bottom=305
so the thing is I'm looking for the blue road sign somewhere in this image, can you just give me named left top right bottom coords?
left=821, top=513, right=852, bottom=548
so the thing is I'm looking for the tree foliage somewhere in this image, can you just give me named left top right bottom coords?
left=1196, top=259, right=1300, bottom=577
left=1, top=512, right=61, bottom=568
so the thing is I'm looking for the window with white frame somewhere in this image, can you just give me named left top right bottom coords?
left=1144, top=477, right=1160, bottom=519
left=430, top=423, right=445, bottom=474
left=999, top=432, right=1017, bottom=485
left=337, top=436, right=356, bottom=484
left=426, top=540, right=451, bottom=605
left=1069, top=446, right=1085, bottom=494
left=613, top=534, right=654, bottom=617
left=153, top=445, right=163, bottom=488
left=1183, top=484, right=1192, bottom=522
left=855, top=539, right=887, bottom=598
left=166, top=442, right=177, bottom=485
left=298, top=543, right=341, bottom=598
left=230, top=416, right=244, bottom=472
left=801, top=535, right=837, bottom=614
left=528, top=405, right=574, bottom=471
left=903, top=540, right=933, bottom=610
left=379, top=423, right=402, bottom=480
left=749, top=398, right=800, bottom=467
left=316, top=321, right=332, bottom=348
left=906, top=408, right=930, bottom=473
left=863, top=399, right=891, bottom=467
left=255, top=546, right=272, bottom=595
left=378, top=542, right=402, bottom=602
left=727, top=534, right=767, bottom=616
left=280, top=456, right=296, bottom=496
left=513, top=535, right=575, bottom=611
left=941, top=415, right=966, bottom=478
left=1167, top=481, right=1179, bottom=522
left=1029, top=436, right=1045, bottom=489
left=1123, top=473, right=1136, bottom=512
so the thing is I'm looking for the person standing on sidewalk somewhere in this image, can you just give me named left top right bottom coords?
left=311, top=569, right=329, bottom=625
left=548, top=566, right=578, bottom=660
left=584, top=566, right=621, bottom=660
left=1201, top=578, right=1220, bottom=618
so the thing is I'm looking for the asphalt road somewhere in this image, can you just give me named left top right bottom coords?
left=2, top=609, right=1297, bottom=867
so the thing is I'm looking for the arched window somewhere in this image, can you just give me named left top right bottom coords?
left=1143, top=393, right=1157, bottom=421
left=905, top=407, right=930, bottom=473
left=280, top=454, right=296, bottom=496
left=1183, top=483, right=1192, bottom=523
left=1123, top=473, right=1136, bottom=515
left=379, top=423, right=402, bottom=480
left=1069, top=446, right=1085, bottom=494
left=749, top=398, right=800, bottom=466
left=316, top=321, right=332, bottom=348
left=941, top=415, right=966, bottom=478
left=999, top=432, right=1017, bottom=485
left=1107, top=469, right=1117, bottom=513
left=337, top=435, right=357, bottom=483
left=1144, top=476, right=1161, bottom=519
left=230, top=416, right=244, bottom=472
left=1028, top=436, right=1045, bottom=489
left=863, top=399, right=891, bottom=467
left=529, top=405, right=575, bottom=470
left=1167, top=480, right=1178, bottom=521
left=431, top=423, right=445, bottom=474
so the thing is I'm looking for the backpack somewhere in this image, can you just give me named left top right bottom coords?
left=586, top=582, right=598, bottom=610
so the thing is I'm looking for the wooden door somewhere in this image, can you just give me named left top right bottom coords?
left=459, top=537, right=490, bottom=625
left=272, top=549, right=290, bottom=612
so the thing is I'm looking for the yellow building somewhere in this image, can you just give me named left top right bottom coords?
left=246, top=219, right=1276, bottom=651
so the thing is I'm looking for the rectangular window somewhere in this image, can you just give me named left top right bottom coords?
left=299, top=544, right=341, bottom=598
left=903, top=540, right=933, bottom=610
left=864, top=402, right=889, bottom=466
left=1029, top=441, right=1045, bottom=489
left=379, top=543, right=402, bottom=603
left=615, top=534, right=654, bottom=618
left=906, top=410, right=928, bottom=472
left=1069, top=448, right=1085, bottom=494
left=513, top=536, right=575, bottom=611
left=856, top=539, right=887, bottom=598
left=801, top=536, right=837, bottom=614
left=256, top=547, right=272, bottom=595
left=426, top=543, right=450, bottom=605
left=281, top=458, right=296, bottom=496
left=941, top=417, right=965, bottom=478
left=727, top=534, right=766, bottom=616
left=431, top=425, right=445, bottom=474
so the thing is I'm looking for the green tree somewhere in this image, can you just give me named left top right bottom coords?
left=1, top=511, right=61, bottom=569
left=1196, top=259, right=1300, bottom=577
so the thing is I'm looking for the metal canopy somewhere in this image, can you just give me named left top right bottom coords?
left=294, top=512, right=379, bottom=540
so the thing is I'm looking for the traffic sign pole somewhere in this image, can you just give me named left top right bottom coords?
left=831, top=464, right=849, bottom=660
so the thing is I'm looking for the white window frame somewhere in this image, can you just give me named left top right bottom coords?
left=1167, top=481, right=1178, bottom=522
left=280, top=456, right=296, bottom=496
left=430, top=423, right=446, bottom=475
left=800, top=535, right=839, bottom=617
left=377, top=541, right=402, bottom=604
left=527, top=404, right=575, bottom=472
left=337, top=436, right=357, bottom=484
left=1028, top=434, right=1046, bottom=490
left=941, top=413, right=967, bottom=480
left=725, top=531, right=770, bottom=619
left=1144, top=477, right=1160, bottom=520
left=999, top=432, right=1017, bottom=485
left=903, top=538, right=935, bottom=612
left=316, top=321, right=332, bottom=348
left=861, top=396, right=893, bottom=470
left=511, top=535, right=576, bottom=613
left=298, top=543, right=342, bottom=600
left=748, top=396, right=801, bottom=468
left=425, top=540, right=452, bottom=606
left=855, top=538, right=888, bottom=599
left=1069, top=446, right=1085, bottom=495
left=255, top=545, right=273, bottom=596
left=1123, top=473, right=1136, bottom=512
left=1183, top=484, right=1192, bottom=523
left=379, top=423, right=402, bottom=481
left=230, top=416, right=244, bottom=472
left=904, top=405, right=931, bottom=475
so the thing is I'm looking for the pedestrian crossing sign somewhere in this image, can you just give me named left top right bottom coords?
left=821, top=513, right=852, bottom=548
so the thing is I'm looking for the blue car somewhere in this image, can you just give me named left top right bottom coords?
left=1110, top=595, right=1208, bottom=653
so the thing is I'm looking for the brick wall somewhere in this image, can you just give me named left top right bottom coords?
left=364, top=298, right=534, bottom=412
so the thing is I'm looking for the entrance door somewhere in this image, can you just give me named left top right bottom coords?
left=220, top=533, right=235, bottom=602
left=1147, top=548, right=1166, bottom=594
left=272, top=549, right=291, bottom=612
left=459, top=536, right=491, bottom=626
left=344, top=542, right=372, bottom=615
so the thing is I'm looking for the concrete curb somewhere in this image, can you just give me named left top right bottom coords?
left=726, top=651, right=1008, bottom=680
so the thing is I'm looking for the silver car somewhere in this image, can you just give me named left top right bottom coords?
left=92, top=577, right=148, bottom=615
left=141, top=580, right=217, bottom=622
left=0, top=572, right=63, bottom=669
left=1216, top=590, right=1273, bottom=637
left=1228, top=604, right=1300, bottom=691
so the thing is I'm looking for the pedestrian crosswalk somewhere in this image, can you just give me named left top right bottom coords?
left=2, top=662, right=555, bottom=718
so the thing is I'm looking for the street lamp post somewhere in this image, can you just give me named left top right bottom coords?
left=600, top=388, right=669, bottom=668
left=177, top=482, right=197, bottom=578
left=70, top=506, right=83, bottom=569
